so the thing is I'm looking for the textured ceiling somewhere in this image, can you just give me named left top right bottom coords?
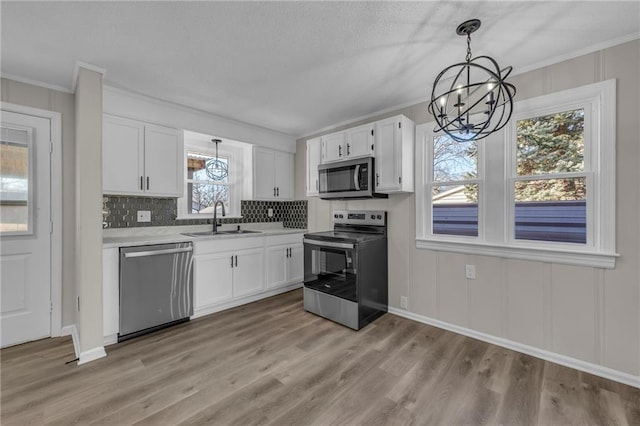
left=2, top=1, right=639, bottom=137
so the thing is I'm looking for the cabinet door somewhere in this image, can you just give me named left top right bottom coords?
left=374, top=117, right=401, bottom=191
left=345, top=123, right=374, bottom=159
left=233, top=248, right=264, bottom=297
left=266, top=245, right=288, bottom=289
left=288, top=244, right=304, bottom=284
left=194, top=252, right=233, bottom=309
left=321, top=131, right=346, bottom=163
left=306, top=137, right=321, bottom=196
left=103, top=115, right=145, bottom=195
left=274, top=151, right=293, bottom=200
left=253, top=147, right=276, bottom=200
left=144, top=124, right=184, bottom=197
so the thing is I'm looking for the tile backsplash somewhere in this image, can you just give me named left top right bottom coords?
left=103, top=196, right=307, bottom=229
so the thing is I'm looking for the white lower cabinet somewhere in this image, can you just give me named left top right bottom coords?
left=103, top=231, right=305, bottom=338
left=265, top=234, right=304, bottom=289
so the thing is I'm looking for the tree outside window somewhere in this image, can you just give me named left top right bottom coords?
left=187, top=151, right=230, bottom=215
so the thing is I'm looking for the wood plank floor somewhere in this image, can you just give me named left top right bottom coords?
left=2, top=289, right=639, bottom=425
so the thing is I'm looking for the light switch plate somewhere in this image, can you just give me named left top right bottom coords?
left=465, top=264, right=476, bottom=279
left=137, top=210, right=151, bottom=222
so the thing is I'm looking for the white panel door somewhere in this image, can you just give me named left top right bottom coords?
left=144, top=124, right=183, bottom=197
left=306, top=137, right=321, bottom=196
left=194, top=252, right=234, bottom=308
left=274, top=151, right=293, bottom=199
left=232, top=248, right=264, bottom=297
left=266, top=245, right=287, bottom=289
left=345, top=123, right=374, bottom=159
left=374, top=117, right=400, bottom=191
left=288, top=244, right=304, bottom=284
left=0, top=111, right=51, bottom=347
left=253, top=147, right=276, bottom=199
left=102, top=115, right=145, bottom=195
left=321, top=132, right=346, bottom=163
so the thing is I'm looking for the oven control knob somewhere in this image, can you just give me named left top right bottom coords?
left=377, top=214, right=382, bottom=220
left=370, top=214, right=375, bottom=220
left=334, top=214, right=338, bottom=219
left=339, top=214, right=344, bottom=218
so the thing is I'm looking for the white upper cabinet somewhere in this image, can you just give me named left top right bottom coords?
left=374, top=115, right=414, bottom=193
left=253, top=147, right=294, bottom=200
left=321, top=124, right=374, bottom=164
left=306, top=137, right=321, bottom=196
left=345, top=123, right=375, bottom=159
left=103, top=115, right=183, bottom=197
left=321, top=131, right=346, bottom=163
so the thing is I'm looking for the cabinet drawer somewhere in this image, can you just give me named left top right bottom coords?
left=194, top=236, right=264, bottom=255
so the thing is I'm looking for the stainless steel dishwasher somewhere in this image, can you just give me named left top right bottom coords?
left=119, top=242, right=194, bottom=341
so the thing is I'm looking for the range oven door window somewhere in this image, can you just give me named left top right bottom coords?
left=304, top=243, right=357, bottom=302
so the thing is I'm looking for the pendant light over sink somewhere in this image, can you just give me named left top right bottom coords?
left=428, top=19, right=516, bottom=142
left=206, top=138, right=228, bottom=181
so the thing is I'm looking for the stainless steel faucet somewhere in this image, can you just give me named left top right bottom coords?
left=212, top=200, right=226, bottom=233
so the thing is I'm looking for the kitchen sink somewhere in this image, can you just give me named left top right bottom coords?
left=181, top=230, right=262, bottom=237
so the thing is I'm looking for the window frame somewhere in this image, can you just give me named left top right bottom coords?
left=177, top=141, right=242, bottom=219
left=416, top=79, right=617, bottom=268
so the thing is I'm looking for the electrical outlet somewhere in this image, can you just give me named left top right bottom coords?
left=137, top=210, right=151, bottom=222
left=465, top=264, right=476, bottom=279
left=400, top=296, right=408, bottom=310
left=268, top=208, right=274, bottom=217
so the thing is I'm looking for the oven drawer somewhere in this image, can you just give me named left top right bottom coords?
left=303, top=287, right=359, bottom=330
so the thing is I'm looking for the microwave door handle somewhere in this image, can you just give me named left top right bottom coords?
left=354, top=164, right=360, bottom=190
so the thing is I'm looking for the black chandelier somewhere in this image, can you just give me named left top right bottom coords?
left=428, top=19, right=516, bottom=142
left=205, top=138, right=228, bottom=181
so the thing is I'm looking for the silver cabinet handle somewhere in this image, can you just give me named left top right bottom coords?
left=140, top=176, right=144, bottom=190
left=124, top=247, right=193, bottom=258
left=276, top=187, right=279, bottom=197
left=338, top=145, right=342, bottom=157
left=231, top=255, right=234, bottom=268
left=273, top=187, right=276, bottom=197
left=347, top=143, right=350, bottom=155
left=146, top=176, right=150, bottom=190
left=235, top=255, right=238, bottom=267
left=376, top=173, right=380, bottom=187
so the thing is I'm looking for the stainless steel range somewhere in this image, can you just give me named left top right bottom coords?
left=303, top=210, right=388, bottom=330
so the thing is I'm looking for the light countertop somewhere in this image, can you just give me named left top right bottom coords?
left=103, top=222, right=307, bottom=248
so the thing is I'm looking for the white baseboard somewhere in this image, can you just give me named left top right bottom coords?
left=104, top=334, right=118, bottom=346
left=60, top=324, right=80, bottom=358
left=192, top=282, right=302, bottom=319
left=78, top=346, right=107, bottom=365
left=388, top=307, right=640, bottom=389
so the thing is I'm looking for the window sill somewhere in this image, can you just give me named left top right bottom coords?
left=415, top=238, right=618, bottom=269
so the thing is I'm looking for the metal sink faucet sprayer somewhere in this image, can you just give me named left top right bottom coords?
left=212, top=200, right=226, bottom=233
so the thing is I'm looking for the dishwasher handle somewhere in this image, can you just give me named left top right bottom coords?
left=123, top=246, right=193, bottom=258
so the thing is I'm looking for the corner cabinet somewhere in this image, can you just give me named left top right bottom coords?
left=103, top=115, right=184, bottom=197
left=374, top=115, right=415, bottom=194
left=253, top=147, right=294, bottom=200
left=306, top=137, right=322, bottom=196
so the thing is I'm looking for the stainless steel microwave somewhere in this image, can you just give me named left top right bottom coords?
left=318, top=157, right=387, bottom=199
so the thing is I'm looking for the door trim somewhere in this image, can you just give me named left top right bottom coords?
left=1, top=102, right=63, bottom=338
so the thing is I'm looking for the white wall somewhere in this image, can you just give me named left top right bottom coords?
left=296, top=39, right=640, bottom=382
left=103, top=85, right=296, bottom=153
left=1, top=78, right=76, bottom=329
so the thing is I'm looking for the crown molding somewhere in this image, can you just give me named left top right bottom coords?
left=0, top=72, right=74, bottom=94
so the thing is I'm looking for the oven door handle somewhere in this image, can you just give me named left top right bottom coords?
left=353, top=164, right=360, bottom=191
left=303, top=239, right=354, bottom=250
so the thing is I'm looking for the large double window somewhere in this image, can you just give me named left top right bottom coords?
left=416, top=80, right=616, bottom=268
